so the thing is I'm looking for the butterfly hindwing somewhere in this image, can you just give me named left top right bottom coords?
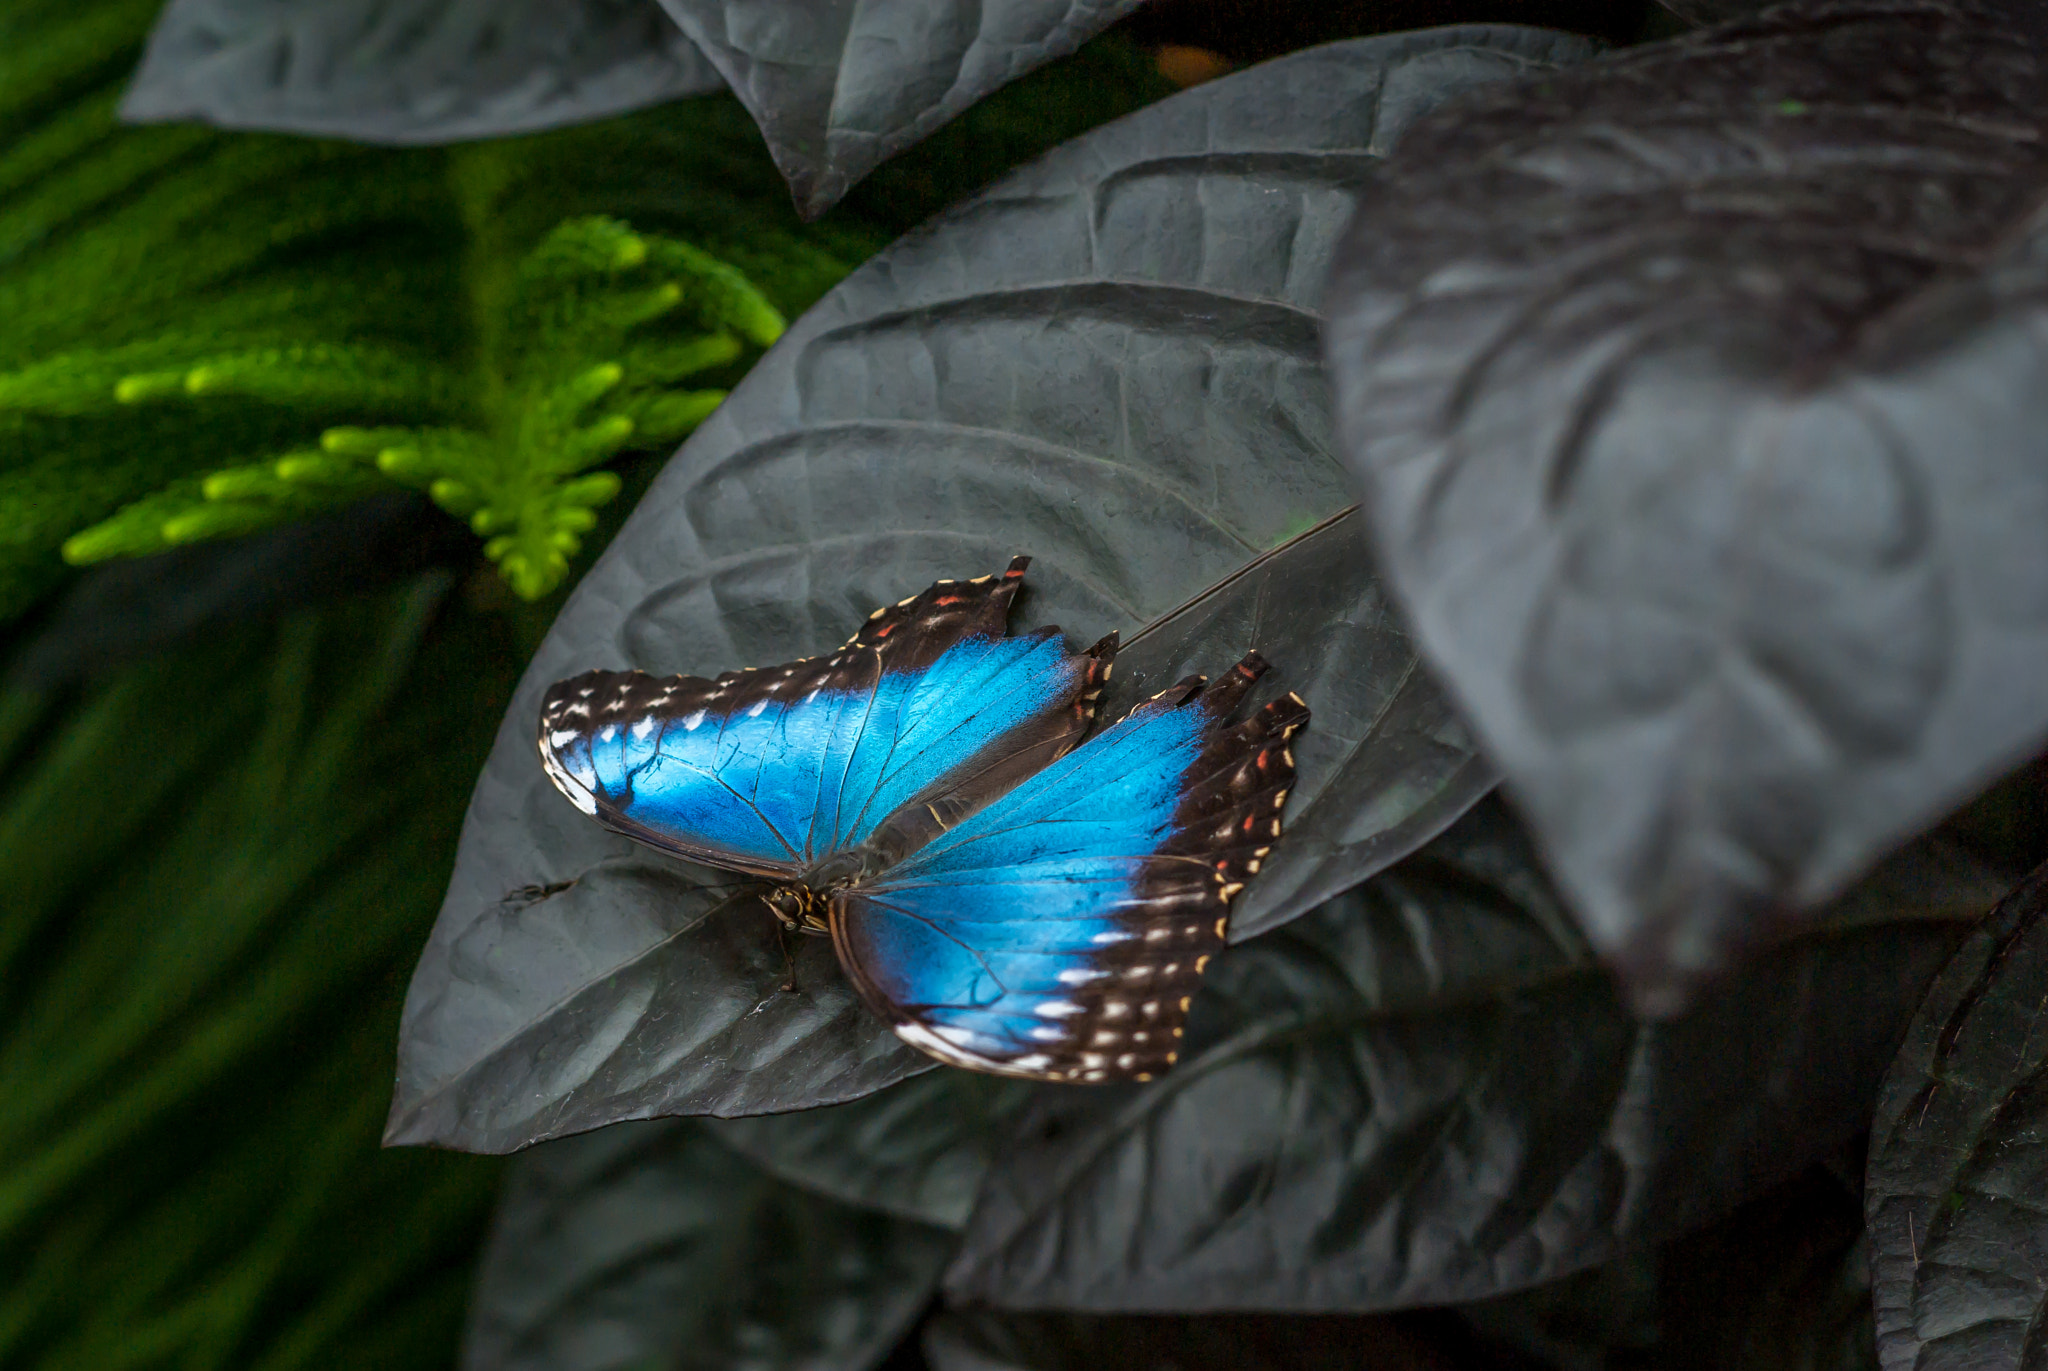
left=537, top=558, right=1113, bottom=877
left=830, top=654, right=1308, bottom=1081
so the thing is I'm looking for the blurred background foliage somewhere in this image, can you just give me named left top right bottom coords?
left=0, top=0, right=1173, bottom=1363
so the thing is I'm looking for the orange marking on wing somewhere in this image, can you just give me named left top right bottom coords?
left=932, top=594, right=965, bottom=606
left=1240, top=814, right=1256, bottom=833
left=873, top=624, right=894, bottom=638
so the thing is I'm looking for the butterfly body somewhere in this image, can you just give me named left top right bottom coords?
left=539, top=558, right=1306, bottom=1083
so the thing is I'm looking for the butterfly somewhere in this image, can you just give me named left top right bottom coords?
left=536, top=557, right=1306, bottom=1083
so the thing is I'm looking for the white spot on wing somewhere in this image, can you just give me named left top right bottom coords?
left=1057, top=968, right=1107, bottom=986
left=892, top=1022, right=1057, bottom=1080
left=1034, top=1001, right=1083, bottom=1018
left=682, top=710, right=706, bottom=730
left=745, top=699, right=769, bottom=718
left=538, top=746, right=601, bottom=816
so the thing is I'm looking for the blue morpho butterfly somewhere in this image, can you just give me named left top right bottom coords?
left=536, top=558, right=1308, bottom=1083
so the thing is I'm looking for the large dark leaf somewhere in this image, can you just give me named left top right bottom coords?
left=707, top=1072, right=1040, bottom=1230
left=1866, top=863, right=2048, bottom=1369
left=1322, top=0, right=2048, bottom=1009
left=123, top=0, right=722, bottom=142
left=653, top=0, right=1144, bottom=217
left=946, top=801, right=1995, bottom=1311
left=462, top=1118, right=953, bottom=1371
left=390, top=25, right=1597, bottom=1152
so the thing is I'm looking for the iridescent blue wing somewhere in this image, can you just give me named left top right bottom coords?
left=537, top=559, right=1114, bottom=878
left=829, top=654, right=1308, bottom=1081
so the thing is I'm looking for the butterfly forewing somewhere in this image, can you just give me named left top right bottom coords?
left=537, top=558, right=1111, bottom=877
left=831, top=654, right=1307, bottom=1082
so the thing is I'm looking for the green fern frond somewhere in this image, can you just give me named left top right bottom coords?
left=113, top=344, right=462, bottom=413
left=63, top=217, right=783, bottom=598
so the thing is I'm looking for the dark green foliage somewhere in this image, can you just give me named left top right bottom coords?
left=1, top=0, right=456, bottom=617
left=0, top=579, right=517, bottom=1368
left=0, top=0, right=854, bottom=613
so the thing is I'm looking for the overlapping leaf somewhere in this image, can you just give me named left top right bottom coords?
left=391, top=25, right=1600, bottom=1151
left=945, top=798, right=1995, bottom=1311
left=462, top=1118, right=952, bottom=1371
left=1323, top=0, right=2048, bottom=1007
left=655, top=0, right=1144, bottom=216
left=1867, top=863, right=2048, bottom=1370
left=707, top=1071, right=1039, bottom=1230
left=123, top=0, right=722, bottom=142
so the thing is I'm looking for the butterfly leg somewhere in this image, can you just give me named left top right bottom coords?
left=775, top=920, right=802, bottom=995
